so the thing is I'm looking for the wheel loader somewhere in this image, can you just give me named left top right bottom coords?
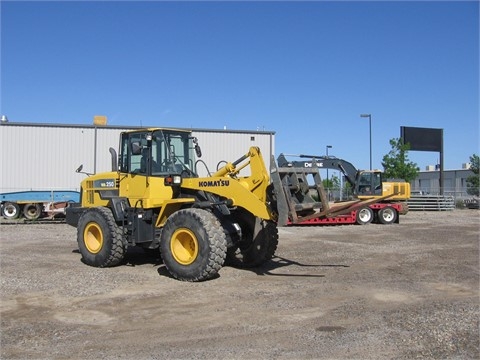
left=66, top=127, right=392, bottom=281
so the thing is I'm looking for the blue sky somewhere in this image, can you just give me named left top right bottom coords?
left=1, top=0, right=478, bottom=171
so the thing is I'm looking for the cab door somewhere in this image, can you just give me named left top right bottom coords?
left=118, top=131, right=150, bottom=204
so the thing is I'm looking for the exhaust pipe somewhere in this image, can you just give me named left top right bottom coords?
left=109, top=147, right=118, bottom=171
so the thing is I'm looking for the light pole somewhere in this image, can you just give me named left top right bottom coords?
left=326, top=145, right=332, bottom=200
left=360, top=114, right=372, bottom=170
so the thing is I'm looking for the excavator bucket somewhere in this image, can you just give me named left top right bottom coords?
left=269, top=156, right=396, bottom=226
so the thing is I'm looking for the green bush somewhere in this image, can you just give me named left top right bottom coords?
left=455, top=199, right=466, bottom=209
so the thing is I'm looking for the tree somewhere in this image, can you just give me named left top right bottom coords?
left=466, top=154, right=479, bottom=196
left=322, top=174, right=340, bottom=191
left=323, top=174, right=341, bottom=201
left=381, top=138, right=419, bottom=182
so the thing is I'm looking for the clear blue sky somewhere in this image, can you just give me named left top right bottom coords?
left=1, top=0, right=478, bottom=171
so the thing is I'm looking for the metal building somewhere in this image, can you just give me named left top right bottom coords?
left=410, top=165, right=475, bottom=198
left=0, top=122, right=275, bottom=194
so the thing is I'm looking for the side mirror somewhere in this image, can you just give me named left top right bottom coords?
left=195, top=144, right=202, bottom=158
left=192, top=137, right=202, bottom=158
left=75, top=164, right=93, bottom=177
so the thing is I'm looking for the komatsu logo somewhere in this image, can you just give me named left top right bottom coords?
left=199, top=180, right=230, bottom=187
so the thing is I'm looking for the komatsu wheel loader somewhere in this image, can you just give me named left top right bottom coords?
left=66, top=127, right=391, bottom=281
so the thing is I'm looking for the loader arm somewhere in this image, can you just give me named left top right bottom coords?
left=180, top=147, right=275, bottom=221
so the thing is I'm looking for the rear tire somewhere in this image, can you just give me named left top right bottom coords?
left=356, top=207, right=373, bottom=225
left=23, top=203, right=42, bottom=220
left=378, top=206, right=397, bottom=225
left=2, top=202, right=20, bottom=220
left=77, top=207, right=126, bottom=267
left=226, top=218, right=279, bottom=268
left=160, top=208, right=227, bottom=282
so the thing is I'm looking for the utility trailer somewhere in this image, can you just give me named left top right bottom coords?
left=1, top=190, right=80, bottom=220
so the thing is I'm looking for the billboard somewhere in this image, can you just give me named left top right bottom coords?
left=400, top=126, right=443, bottom=152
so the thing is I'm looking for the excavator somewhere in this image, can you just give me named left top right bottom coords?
left=66, top=128, right=400, bottom=282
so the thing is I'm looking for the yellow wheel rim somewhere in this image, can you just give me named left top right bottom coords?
left=84, top=222, right=103, bottom=254
left=170, top=228, right=199, bottom=265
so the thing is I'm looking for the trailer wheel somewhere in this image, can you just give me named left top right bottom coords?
left=77, top=207, right=126, bottom=267
left=2, top=202, right=20, bottom=220
left=226, top=218, right=279, bottom=268
left=356, top=207, right=373, bottom=225
left=23, top=203, right=42, bottom=220
left=378, top=206, right=397, bottom=225
left=160, top=208, right=227, bottom=282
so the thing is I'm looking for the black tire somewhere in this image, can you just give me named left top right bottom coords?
left=2, top=202, right=20, bottom=220
left=226, top=218, right=279, bottom=268
left=160, top=208, right=227, bottom=282
left=377, top=206, right=398, bottom=225
left=356, top=207, right=373, bottom=225
left=77, top=207, right=126, bottom=267
left=23, top=203, right=42, bottom=220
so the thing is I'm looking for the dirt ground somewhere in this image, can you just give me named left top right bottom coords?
left=0, top=210, right=479, bottom=359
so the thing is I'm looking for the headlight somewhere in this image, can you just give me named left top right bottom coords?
left=164, top=175, right=182, bottom=186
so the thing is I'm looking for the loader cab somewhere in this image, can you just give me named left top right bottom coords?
left=355, top=170, right=383, bottom=197
left=119, top=129, right=197, bottom=177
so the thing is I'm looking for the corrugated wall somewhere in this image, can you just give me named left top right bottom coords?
left=0, top=123, right=274, bottom=193
left=1, top=124, right=96, bottom=192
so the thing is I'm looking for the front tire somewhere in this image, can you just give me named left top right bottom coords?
left=226, top=217, right=279, bottom=268
left=160, top=208, right=227, bottom=282
left=77, top=207, right=126, bottom=267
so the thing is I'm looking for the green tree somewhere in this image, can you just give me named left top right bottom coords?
left=322, top=174, right=340, bottom=190
left=466, top=154, right=479, bottom=196
left=381, top=138, right=419, bottom=182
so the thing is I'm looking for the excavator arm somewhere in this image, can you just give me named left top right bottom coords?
left=276, top=153, right=359, bottom=188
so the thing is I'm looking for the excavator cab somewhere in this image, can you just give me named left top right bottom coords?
left=356, top=170, right=383, bottom=197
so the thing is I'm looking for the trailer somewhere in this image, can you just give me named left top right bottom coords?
left=1, top=190, right=80, bottom=220
left=287, top=202, right=403, bottom=225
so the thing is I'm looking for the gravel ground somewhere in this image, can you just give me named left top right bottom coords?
left=0, top=210, right=479, bottom=359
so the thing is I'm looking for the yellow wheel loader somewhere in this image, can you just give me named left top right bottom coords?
left=67, top=128, right=279, bottom=281
left=66, top=127, right=393, bottom=281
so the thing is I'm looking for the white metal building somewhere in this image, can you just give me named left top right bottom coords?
left=410, top=165, right=475, bottom=198
left=0, top=122, right=275, bottom=194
